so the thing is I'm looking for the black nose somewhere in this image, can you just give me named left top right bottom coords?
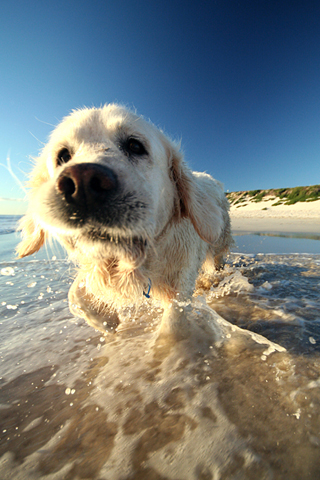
left=56, top=163, right=118, bottom=206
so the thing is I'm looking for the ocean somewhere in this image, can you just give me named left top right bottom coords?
left=0, top=215, right=320, bottom=479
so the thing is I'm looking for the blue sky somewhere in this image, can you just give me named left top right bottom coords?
left=1, top=0, right=320, bottom=214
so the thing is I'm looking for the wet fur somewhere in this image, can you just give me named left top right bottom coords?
left=17, top=104, right=232, bottom=333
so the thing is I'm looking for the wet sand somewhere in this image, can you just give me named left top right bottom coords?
left=231, top=216, right=320, bottom=234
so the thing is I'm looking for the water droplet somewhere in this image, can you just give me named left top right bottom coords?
left=7, top=305, right=18, bottom=310
left=1, top=267, right=15, bottom=276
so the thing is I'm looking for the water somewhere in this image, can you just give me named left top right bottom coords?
left=234, top=232, right=320, bottom=255
left=1, top=216, right=320, bottom=479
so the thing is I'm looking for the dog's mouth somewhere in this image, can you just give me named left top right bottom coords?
left=64, top=225, right=149, bottom=262
left=86, top=227, right=148, bottom=249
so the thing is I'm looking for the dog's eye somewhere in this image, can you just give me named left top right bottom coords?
left=121, top=138, right=147, bottom=157
left=127, top=138, right=146, bottom=155
left=57, top=148, right=72, bottom=166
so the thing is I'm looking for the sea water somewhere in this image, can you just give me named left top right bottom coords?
left=0, top=215, right=320, bottom=479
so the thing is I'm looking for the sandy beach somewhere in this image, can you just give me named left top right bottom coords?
left=230, top=197, right=320, bottom=234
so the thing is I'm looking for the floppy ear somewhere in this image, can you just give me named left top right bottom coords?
left=170, top=148, right=224, bottom=244
left=16, top=215, right=46, bottom=258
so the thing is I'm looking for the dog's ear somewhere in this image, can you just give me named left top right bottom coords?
left=169, top=146, right=223, bottom=244
left=16, top=215, right=46, bottom=258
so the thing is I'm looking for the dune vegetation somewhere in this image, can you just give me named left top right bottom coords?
left=227, top=185, right=320, bottom=207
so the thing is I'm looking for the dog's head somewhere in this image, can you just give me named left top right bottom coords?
left=17, top=104, right=223, bottom=267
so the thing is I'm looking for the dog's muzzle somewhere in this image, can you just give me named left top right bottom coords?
left=53, top=163, right=146, bottom=238
left=56, top=163, right=118, bottom=209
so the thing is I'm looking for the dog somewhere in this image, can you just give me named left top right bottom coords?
left=17, top=104, right=232, bottom=333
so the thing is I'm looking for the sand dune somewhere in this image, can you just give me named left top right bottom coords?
left=230, top=197, right=320, bottom=234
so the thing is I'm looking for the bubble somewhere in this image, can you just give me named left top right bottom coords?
left=293, top=409, right=301, bottom=420
left=7, top=305, right=18, bottom=310
left=1, top=267, right=15, bottom=276
left=28, top=282, right=37, bottom=288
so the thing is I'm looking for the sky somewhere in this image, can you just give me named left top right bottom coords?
left=1, top=0, right=320, bottom=215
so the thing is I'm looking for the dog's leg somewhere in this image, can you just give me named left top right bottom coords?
left=213, top=253, right=225, bottom=270
left=159, top=302, right=193, bottom=340
left=68, top=275, right=120, bottom=333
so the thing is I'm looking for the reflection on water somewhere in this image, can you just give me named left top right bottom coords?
left=262, top=232, right=320, bottom=241
left=233, top=231, right=320, bottom=254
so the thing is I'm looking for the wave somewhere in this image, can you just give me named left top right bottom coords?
left=0, top=215, right=22, bottom=235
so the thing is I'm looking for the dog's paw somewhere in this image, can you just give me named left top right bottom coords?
left=68, top=276, right=120, bottom=333
left=70, top=301, right=120, bottom=333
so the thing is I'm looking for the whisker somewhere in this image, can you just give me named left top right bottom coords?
left=0, top=153, right=28, bottom=195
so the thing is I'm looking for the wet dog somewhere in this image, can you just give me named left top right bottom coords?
left=17, top=104, right=232, bottom=332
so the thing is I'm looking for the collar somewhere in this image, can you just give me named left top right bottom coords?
left=143, top=278, right=152, bottom=298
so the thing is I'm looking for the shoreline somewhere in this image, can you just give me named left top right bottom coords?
left=230, top=198, right=320, bottom=235
left=231, top=217, right=320, bottom=235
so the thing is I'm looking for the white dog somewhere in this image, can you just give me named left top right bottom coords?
left=17, top=104, right=231, bottom=333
